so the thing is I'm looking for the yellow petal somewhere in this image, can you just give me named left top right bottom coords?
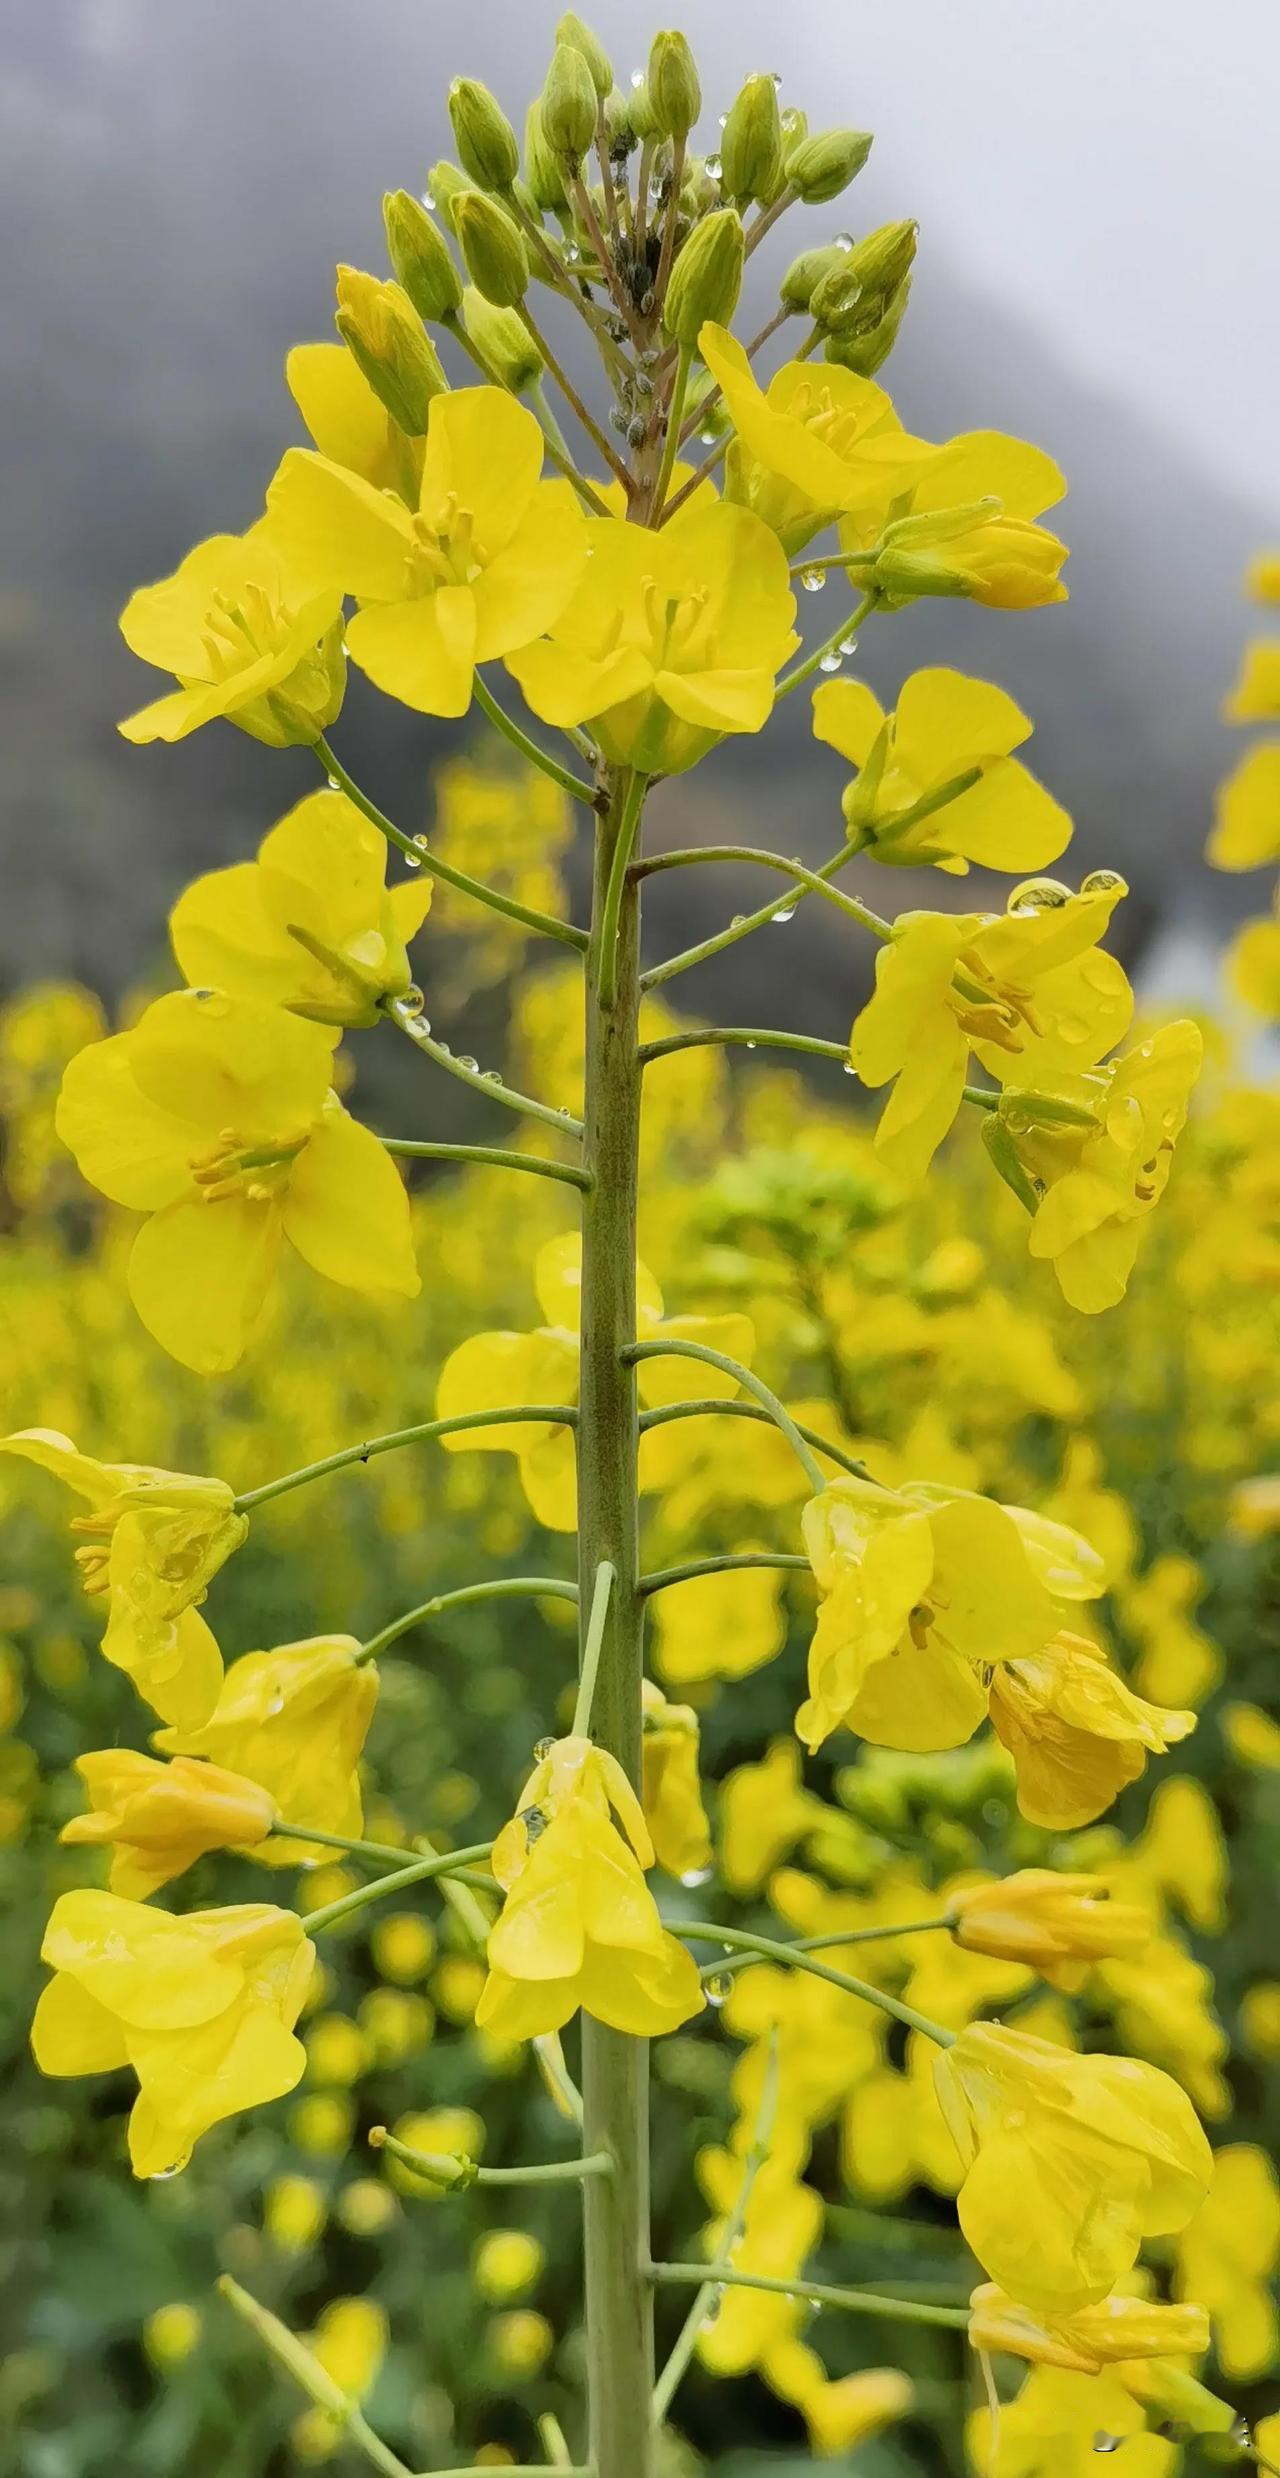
left=286, top=342, right=399, bottom=483
left=1207, top=743, right=1280, bottom=870
left=418, top=387, right=544, bottom=558
left=471, top=480, right=587, bottom=660
left=31, top=1973, right=130, bottom=2075
left=811, top=677, right=886, bottom=766
left=281, top=1105, right=420, bottom=1298
left=56, top=1032, right=193, bottom=1210
left=346, top=594, right=476, bottom=717
left=436, top=1329, right=579, bottom=1450
left=264, top=447, right=414, bottom=600
left=128, top=1197, right=283, bottom=1374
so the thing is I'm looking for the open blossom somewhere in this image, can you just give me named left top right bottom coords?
left=285, top=340, right=419, bottom=497
left=988, top=1632, right=1196, bottom=1829
left=265, top=386, right=585, bottom=716
left=850, top=877, right=1131, bottom=1182
left=967, top=2283, right=1210, bottom=2375
left=797, top=1474, right=1103, bottom=1754
left=844, top=428, right=1069, bottom=610
left=504, top=497, right=798, bottom=775
left=119, top=529, right=345, bottom=746
left=934, top=2021, right=1212, bottom=2311
left=56, top=989, right=419, bottom=1372
left=640, top=1678, right=712, bottom=1882
left=169, top=789, right=432, bottom=1029
left=155, top=1636, right=377, bottom=1864
left=61, top=1752, right=276, bottom=1898
left=476, top=1736, right=704, bottom=2040
left=948, top=1871, right=1151, bottom=1990
left=436, top=1233, right=754, bottom=1532
left=0, top=1430, right=244, bottom=1726
left=811, top=668, right=1071, bottom=874
left=698, top=321, right=938, bottom=554
left=32, top=1891, right=315, bottom=2177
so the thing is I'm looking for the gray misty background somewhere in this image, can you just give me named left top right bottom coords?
left=3, top=0, right=1278, bottom=1033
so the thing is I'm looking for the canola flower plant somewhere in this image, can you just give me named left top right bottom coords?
left=1, top=20, right=1277, bottom=2478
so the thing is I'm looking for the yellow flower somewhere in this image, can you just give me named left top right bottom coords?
left=765, top=2344, right=914, bottom=2459
left=1208, top=744, right=1280, bottom=871
left=698, top=321, right=938, bottom=553
left=475, top=1735, right=704, bottom=2040
left=968, top=2283, right=1210, bottom=2375
left=60, top=1750, right=275, bottom=1897
left=640, top=1678, right=712, bottom=1882
left=851, top=879, right=1130, bottom=1181
left=1223, top=638, right=1280, bottom=721
left=170, top=789, right=432, bottom=1029
left=695, top=2149, right=823, bottom=2373
left=56, top=989, right=419, bottom=1372
left=1126, top=1775, right=1227, bottom=1934
left=1003, top=1020, right=1205, bottom=1311
left=265, top=386, right=585, bottom=716
left=1227, top=903, right=1280, bottom=1017
left=0, top=1429, right=244, bottom=1726
left=849, top=428, right=1069, bottom=610
left=144, top=2303, right=203, bottom=2369
left=155, top=1634, right=377, bottom=1864
left=293, top=2297, right=388, bottom=2463
left=286, top=341, right=417, bottom=498
left=948, top=1871, right=1150, bottom=1990
left=988, top=1632, right=1195, bottom=1829
left=31, top=1889, right=314, bottom=2177
left=797, top=1475, right=1103, bottom=1754
left=505, top=497, right=798, bottom=775
left=473, top=2229, right=545, bottom=2303
left=718, top=1738, right=828, bottom=1895
left=812, top=668, right=1070, bottom=873
left=968, top=2363, right=1178, bottom=2478
left=934, top=2021, right=1212, bottom=2311
left=436, top=1233, right=754, bottom=1531
left=1176, top=2145, right=1280, bottom=2379
left=650, top=1558, right=787, bottom=1687
left=119, top=528, right=345, bottom=746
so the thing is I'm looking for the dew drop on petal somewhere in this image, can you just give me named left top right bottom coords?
left=533, top=1736, right=556, bottom=1760
left=680, top=1864, right=713, bottom=1887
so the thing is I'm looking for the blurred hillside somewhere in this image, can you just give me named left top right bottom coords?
left=0, top=0, right=1266, bottom=1019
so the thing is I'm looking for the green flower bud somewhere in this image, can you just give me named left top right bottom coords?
left=786, top=125, right=874, bottom=204
left=809, top=257, right=864, bottom=333
left=524, top=100, right=569, bottom=212
left=663, top=205, right=743, bottom=345
left=679, top=156, right=721, bottom=219
left=428, top=160, right=480, bottom=238
left=720, top=72, right=785, bottom=206
left=602, top=86, right=640, bottom=157
left=844, top=218, right=918, bottom=308
left=779, top=243, right=848, bottom=314
left=447, top=77, right=519, bottom=193
left=626, top=77, right=660, bottom=144
left=556, top=12, right=612, bottom=99
left=780, top=106, right=808, bottom=150
left=541, top=42, right=598, bottom=168
left=647, top=30, right=701, bottom=141
left=454, top=191, right=530, bottom=308
left=382, top=191, right=463, bottom=325
left=334, top=266, right=446, bottom=435
left=824, top=274, right=912, bottom=377
left=462, top=287, right=543, bottom=393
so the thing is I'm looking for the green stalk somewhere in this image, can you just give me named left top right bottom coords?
left=624, top=1337, right=825, bottom=1491
left=359, top=1575, right=579, bottom=1662
left=576, top=768, right=653, bottom=2478
left=233, top=1405, right=578, bottom=1515
left=380, top=1138, right=590, bottom=1192
left=678, top=1919, right=954, bottom=2046
left=648, top=2261, right=971, bottom=2331
left=303, top=1844, right=495, bottom=1937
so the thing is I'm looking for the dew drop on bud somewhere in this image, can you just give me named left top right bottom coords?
left=533, top=1736, right=556, bottom=1760
left=705, top=154, right=721, bottom=177
left=680, top=1864, right=713, bottom=1887
left=705, top=1971, right=734, bottom=2007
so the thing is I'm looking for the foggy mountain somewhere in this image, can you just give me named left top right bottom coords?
left=0, top=0, right=1264, bottom=1029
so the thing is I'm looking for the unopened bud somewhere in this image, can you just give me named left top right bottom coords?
left=454, top=191, right=530, bottom=308
left=809, top=258, right=864, bottom=333
left=334, top=267, right=446, bottom=435
left=647, top=30, right=701, bottom=141
left=524, top=101, right=569, bottom=211
left=383, top=191, right=463, bottom=324
left=603, top=86, right=639, bottom=158
left=779, top=243, right=848, bottom=314
left=556, top=13, right=612, bottom=99
left=824, top=274, right=912, bottom=376
left=448, top=77, right=520, bottom=193
left=626, top=77, right=660, bottom=143
left=720, top=72, right=785, bottom=206
left=542, top=43, right=598, bottom=167
left=663, top=205, right=744, bottom=345
left=845, top=218, right=918, bottom=307
left=786, top=126, right=874, bottom=204
left=428, top=159, right=479, bottom=238
left=679, top=156, right=721, bottom=219
left=462, top=288, right=543, bottom=392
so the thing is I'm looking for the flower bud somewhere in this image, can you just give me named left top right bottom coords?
left=541, top=42, right=598, bottom=168
left=334, top=266, right=446, bottom=435
left=779, top=242, right=848, bottom=313
left=647, top=30, right=701, bottom=141
left=382, top=191, right=463, bottom=325
left=556, top=12, right=612, bottom=99
left=626, top=77, right=660, bottom=143
left=462, top=288, right=543, bottom=392
left=454, top=191, right=530, bottom=308
left=679, top=155, right=721, bottom=219
left=603, top=85, right=640, bottom=157
left=786, top=125, right=874, bottom=204
left=427, top=159, right=479, bottom=237
left=663, top=205, right=743, bottom=345
left=824, top=275, right=912, bottom=376
left=447, top=76, right=519, bottom=193
left=809, top=257, right=864, bottom=333
left=846, top=218, right=918, bottom=309
left=524, top=100, right=569, bottom=211
left=720, top=71, right=785, bottom=206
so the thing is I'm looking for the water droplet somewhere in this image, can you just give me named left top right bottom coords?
left=533, top=1736, right=556, bottom=1760
left=834, top=230, right=855, bottom=250
left=436, top=1040, right=452, bottom=1057
left=403, top=849, right=421, bottom=871
left=326, top=773, right=341, bottom=790
left=1008, top=875, right=1072, bottom=914
left=800, top=567, right=827, bottom=593
left=818, top=649, right=844, bottom=672
left=717, top=112, right=728, bottom=129
left=557, top=1106, right=575, bottom=1119
left=1081, top=867, right=1127, bottom=897
left=400, top=986, right=426, bottom=1018
left=1229, top=2416, right=1252, bottom=2449
left=842, top=1060, right=857, bottom=1075
left=564, top=242, right=582, bottom=266
left=147, top=2165, right=182, bottom=2183
left=267, top=1692, right=286, bottom=1717
left=705, top=1971, right=734, bottom=2008
left=730, top=913, right=748, bottom=928
left=771, top=903, right=797, bottom=924
left=770, top=70, right=784, bottom=86
left=458, top=1056, right=479, bottom=1074
left=483, top=1069, right=503, bottom=1085
left=837, top=633, right=859, bottom=657
left=412, top=831, right=430, bottom=854
left=680, top=1864, right=713, bottom=1887
left=745, top=1038, right=758, bottom=1049
left=1092, top=2435, right=1122, bottom=2456
left=630, top=68, right=645, bottom=88
left=700, top=428, right=717, bottom=445
left=705, top=154, right=722, bottom=178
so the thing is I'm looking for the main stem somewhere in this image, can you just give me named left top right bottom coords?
left=577, top=776, right=652, bottom=2478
